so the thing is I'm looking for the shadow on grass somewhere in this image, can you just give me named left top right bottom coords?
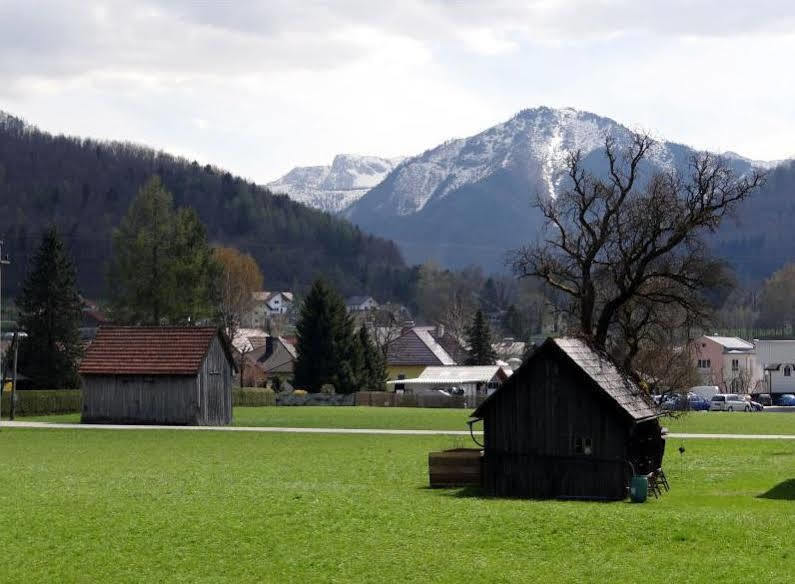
left=757, top=479, right=795, bottom=500
left=419, top=485, right=488, bottom=498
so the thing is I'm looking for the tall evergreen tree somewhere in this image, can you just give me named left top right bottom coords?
left=294, top=279, right=361, bottom=393
left=108, top=176, right=218, bottom=324
left=466, top=310, right=497, bottom=365
left=358, top=325, right=387, bottom=390
left=16, top=227, right=83, bottom=388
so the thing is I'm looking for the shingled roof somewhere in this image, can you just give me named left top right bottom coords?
left=473, top=337, right=659, bottom=422
left=79, top=326, right=233, bottom=376
left=386, top=328, right=457, bottom=366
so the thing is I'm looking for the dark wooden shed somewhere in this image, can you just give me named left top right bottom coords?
left=79, top=326, right=235, bottom=425
left=471, top=337, right=664, bottom=500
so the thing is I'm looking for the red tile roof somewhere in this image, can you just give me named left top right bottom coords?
left=79, top=326, right=228, bottom=376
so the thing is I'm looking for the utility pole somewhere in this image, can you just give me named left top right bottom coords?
left=10, top=330, right=19, bottom=420
left=0, top=240, right=9, bottom=423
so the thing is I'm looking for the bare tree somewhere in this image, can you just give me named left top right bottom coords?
left=511, top=132, right=764, bottom=364
left=362, top=302, right=411, bottom=356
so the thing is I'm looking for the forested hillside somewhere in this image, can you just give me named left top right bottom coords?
left=0, top=112, right=410, bottom=300
left=714, top=159, right=795, bottom=283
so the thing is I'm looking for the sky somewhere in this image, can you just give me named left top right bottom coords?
left=2, top=0, right=794, bottom=183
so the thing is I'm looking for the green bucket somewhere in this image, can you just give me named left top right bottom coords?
left=630, top=475, right=648, bottom=503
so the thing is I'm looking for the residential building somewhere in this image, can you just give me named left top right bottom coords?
left=385, top=325, right=467, bottom=386
left=754, top=339, right=795, bottom=395
left=345, top=295, right=379, bottom=312
left=244, top=336, right=298, bottom=387
left=385, top=365, right=510, bottom=399
left=691, top=335, right=761, bottom=393
left=245, top=291, right=294, bottom=327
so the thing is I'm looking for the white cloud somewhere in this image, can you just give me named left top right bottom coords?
left=1, top=0, right=793, bottom=182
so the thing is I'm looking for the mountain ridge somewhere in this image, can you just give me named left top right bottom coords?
left=0, top=110, right=411, bottom=300
left=343, top=106, right=781, bottom=272
left=267, top=153, right=404, bottom=213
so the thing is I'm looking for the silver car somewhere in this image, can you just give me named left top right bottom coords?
left=709, top=394, right=751, bottom=412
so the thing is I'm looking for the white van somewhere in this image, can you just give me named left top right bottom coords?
left=710, top=394, right=751, bottom=412
left=689, top=386, right=720, bottom=401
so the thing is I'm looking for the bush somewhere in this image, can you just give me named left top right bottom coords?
left=0, top=390, right=82, bottom=416
left=232, top=388, right=276, bottom=407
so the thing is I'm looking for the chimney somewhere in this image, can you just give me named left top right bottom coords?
left=263, top=336, right=275, bottom=361
left=436, top=323, right=445, bottom=338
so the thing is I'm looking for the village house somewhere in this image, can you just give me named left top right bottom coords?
left=385, top=325, right=468, bottom=386
left=79, top=326, right=235, bottom=425
left=244, top=336, right=297, bottom=387
left=691, top=335, right=761, bottom=393
left=470, top=337, right=665, bottom=500
left=245, top=291, right=294, bottom=327
left=345, top=295, right=379, bottom=312
left=385, top=365, right=510, bottom=400
left=754, top=339, right=795, bottom=396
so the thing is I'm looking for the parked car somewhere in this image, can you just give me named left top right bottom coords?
left=689, top=385, right=720, bottom=401
left=710, top=394, right=752, bottom=412
left=772, top=393, right=795, bottom=406
left=752, top=393, right=772, bottom=406
left=661, top=392, right=711, bottom=411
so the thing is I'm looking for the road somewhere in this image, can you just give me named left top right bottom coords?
left=2, top=421, right=794, bottom=439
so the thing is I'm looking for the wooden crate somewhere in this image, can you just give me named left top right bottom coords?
left=428, top=448, right=483, bottom=488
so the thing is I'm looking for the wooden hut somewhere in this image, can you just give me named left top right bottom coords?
left=470, top=337, right=664, bottom=500
left=79, top=326, right=235, bottom=425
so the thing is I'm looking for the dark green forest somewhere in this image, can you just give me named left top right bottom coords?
left=0, top=111, right=411, bottom=300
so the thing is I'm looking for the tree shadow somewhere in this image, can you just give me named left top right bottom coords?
left=757, top=479, right=795, bottom=500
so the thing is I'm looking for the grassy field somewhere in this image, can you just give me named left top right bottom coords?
left=0, top=427, right=792, bottom=583
left=14, top=406, right=795, bottom=435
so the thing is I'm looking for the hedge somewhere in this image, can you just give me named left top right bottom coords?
left=1, top=387, right=277, bottom=417
left=232, top=388, right=276, bottom=407
left=1, top=390, right=82, bottom=416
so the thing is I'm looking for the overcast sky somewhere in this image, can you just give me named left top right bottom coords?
left=2, top=1, right=793, bottom=183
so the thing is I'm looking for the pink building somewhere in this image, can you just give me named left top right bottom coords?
left=691, top=336, right=761, bottom=394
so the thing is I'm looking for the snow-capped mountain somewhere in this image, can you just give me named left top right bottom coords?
left=346, top=106, right=773, bottom=269
left=266, top=154, right=404, bottom=213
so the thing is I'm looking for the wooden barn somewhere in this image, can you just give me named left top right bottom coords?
left=470, top=337, right=664, bottom=500
left=79, top=326, right=235, bottom=425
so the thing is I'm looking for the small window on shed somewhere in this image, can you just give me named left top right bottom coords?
left=574, top=436, right=593, bottom=455
left=545, top=360, right=559, bottom=377
left=785, top=366, right=792, bottom=377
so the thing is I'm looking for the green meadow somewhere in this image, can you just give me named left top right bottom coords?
left=0, top=416, right=792, bottom=582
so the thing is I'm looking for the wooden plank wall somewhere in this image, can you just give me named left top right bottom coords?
left=81, top=375, right=199, bottom=425
left=482, top=347, right=631, bottom=499
left=197, top=335, right=232, bottom=425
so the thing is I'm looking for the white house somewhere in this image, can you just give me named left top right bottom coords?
left=754, top=339, right=795, bottom=395
left=345, top=296, right=379, bottom=312
left=385, top=365, right=511, bottom=400
left=246, top=291, right=294, bottom=327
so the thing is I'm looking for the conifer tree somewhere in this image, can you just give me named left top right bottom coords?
left=294, top=279, right=361, bottom=393
left=16, top=227, right=83, bottom=388
left=358, top=325, right=387, bottom=390
left=466, top=310, right=497, bottom=365
left=108, top=176, right=218, bottom=324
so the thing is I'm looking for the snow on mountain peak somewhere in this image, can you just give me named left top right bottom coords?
left=371, top=106, right=673, bottom=216
left=266, top=154, right=404, bottom=213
